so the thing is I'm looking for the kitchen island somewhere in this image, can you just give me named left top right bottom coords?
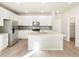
left=28, top=31, right=65, bottom=50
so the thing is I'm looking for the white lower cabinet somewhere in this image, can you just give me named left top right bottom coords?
left=18, top=30, right=53, bottom=40
left=18, top=30, right=29, bottom=39
left=0, top=33, right=8, bottom=51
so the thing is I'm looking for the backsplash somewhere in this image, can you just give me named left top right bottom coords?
left=18, top=26, right=52, bottom=30
left=0, top=26, right=52, bottom=31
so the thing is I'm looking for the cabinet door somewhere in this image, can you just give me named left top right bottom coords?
left=39, top=16, right=52, bottom=26
left=0, top=19, right=3, bottom=26
left=18, top=16, right=33, bottom=26
left=0, top=34, right=8, bottom=51
left=0, top=36, right=3, bottom=47
left=3, top=34, right=8, bottom=46
left=18, top=30, right=28, bottom=39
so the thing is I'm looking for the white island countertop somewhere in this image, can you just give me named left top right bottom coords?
left=18, top=30, right=65, bottom=36
left=28, top=31, right=65, bottom=37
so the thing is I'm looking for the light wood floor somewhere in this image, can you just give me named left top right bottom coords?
left=0, top=39, right=79, bottom=57
left=0, top=39, right=30, bottom=57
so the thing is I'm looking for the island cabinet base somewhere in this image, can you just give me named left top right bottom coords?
left=28, top=34, right=64, bottom=50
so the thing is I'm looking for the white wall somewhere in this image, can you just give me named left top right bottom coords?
left=53, top=13, right=62, bottom=33
left=62, top=15, right=70, bottom=41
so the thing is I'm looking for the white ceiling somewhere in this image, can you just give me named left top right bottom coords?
left=0, top=2, right=78, bottom=15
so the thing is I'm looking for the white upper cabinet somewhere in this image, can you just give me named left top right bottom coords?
left=18, top=16, right=33, bottom=26
left=39, top=16, right=52, bottom=26
left=0, top=7, right=18, bottom=26
left=18, top=16, right=52, bottom=26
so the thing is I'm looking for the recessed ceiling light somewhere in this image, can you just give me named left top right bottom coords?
left=41, top=1, right=47, bottom=4
left=41, top=2, right=47, bottom=4
left=16, top=2, right=21, bottom=4
left=56, top=10, right=60, bottom=14
left=25, top=11, right=29, bottom=13
left=68, top=2, right=72, bottom=4
left=41, top=10, right=44, bottom=13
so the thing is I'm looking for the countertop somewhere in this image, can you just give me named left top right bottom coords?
left=28, top=31, right=66, bottom=37
left=0, top=32, right=8, bottom=35
left=29, top=32, right=64, bottom=36
left=18, top=30, right=66, bottom=36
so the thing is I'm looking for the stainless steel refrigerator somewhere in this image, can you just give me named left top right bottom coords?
left=3, top=19, right=18, bottom=46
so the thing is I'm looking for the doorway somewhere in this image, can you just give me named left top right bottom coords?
left=70, top=17, right=75, bottom=44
